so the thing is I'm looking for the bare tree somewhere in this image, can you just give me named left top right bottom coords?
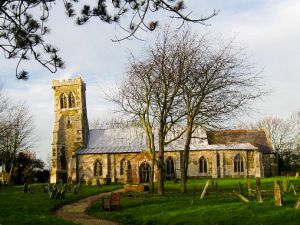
left=110, top=61, right=158, bottom=191
left=0, top=0, right=217, bottom=79
left=0, top=104, right=34, bottom=183
left=171, top=31, right=265, bottom=193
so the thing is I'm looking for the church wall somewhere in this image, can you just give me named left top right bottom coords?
left=77, top=149, right=261, bottom=185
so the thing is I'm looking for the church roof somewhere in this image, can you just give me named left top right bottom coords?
left=76, top=128, right=258, bottom=155
left=206, top=129, right=274, bottom=154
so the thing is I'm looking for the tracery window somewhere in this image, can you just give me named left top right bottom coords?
left=199, top=156, right=207, bottom=173
left=60, top=93, right=68, bottom=109
left=69, top=92, right=76, bottom=108
left=234, top=154, right=244, bottom=173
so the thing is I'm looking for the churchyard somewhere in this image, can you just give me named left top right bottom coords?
left=88, top=177, right=300, bottom=225
left=1, top=177, right=300, bottom=225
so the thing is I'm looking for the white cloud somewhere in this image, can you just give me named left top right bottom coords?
left=0, top=0, right=300, bottom=161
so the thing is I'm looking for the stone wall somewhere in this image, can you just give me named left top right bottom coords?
left=77, top=149, right=261, bottom=184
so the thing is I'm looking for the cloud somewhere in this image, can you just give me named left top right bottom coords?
left=0, top=0, right=299, bottom=161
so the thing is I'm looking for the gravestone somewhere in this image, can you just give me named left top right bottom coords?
left=289, top=184, right=297, bottom=196
left=200, top=180, right=210, bottom=200
left=274, top=180, right=283, bottom=207
left=233, top=190, right=250, bottom=203
left=283, top=176, right=288, bottom=193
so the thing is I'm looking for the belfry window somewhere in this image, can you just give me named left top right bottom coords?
left=60, top=93, right=68, bottom=109
left=94, top=160, right=103, bottom=176
left=199, top=156, right=207, bottom=173
left=234, top=154, right=244, bottom=173
left=69, top=92, right=76, bottom=108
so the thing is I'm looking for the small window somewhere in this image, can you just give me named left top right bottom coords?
left=60, top=93, right=68, bottom=109
left=199, top=156, right=207, bottom=173
left=234, top=154, right=244, bottom=173
left=69, top=92, right=76, bottom=108
left=120, top=159, right=125, bottom=175
left=165, top=156, right=175, bottom=180
left=94, top=160, right=103, bottom=176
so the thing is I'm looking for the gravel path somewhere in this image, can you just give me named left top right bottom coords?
left=55, top=189, right=123, bottom=225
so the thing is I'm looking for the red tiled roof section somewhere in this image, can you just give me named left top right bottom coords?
left=206, top=129, right=274, bottom=154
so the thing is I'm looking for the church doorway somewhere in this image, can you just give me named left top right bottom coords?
left=139, top=162, right=151, bottom=183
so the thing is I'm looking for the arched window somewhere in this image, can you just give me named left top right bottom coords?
left=69, top=92, right=76, bottom=108
left=199, top=156, right=207, bottom=173
left=127, top=160, right=132, bottom=183
left=94, top=160, right=103, bottom=176
left=234, top=154, right=244, bottom=173
left=120, top=159, right=125, bottom=175
left=165, top=157, right=175, bottom=180
left=139, top=162, right=151, bottom=183
left=60, top=93, right=68, bottom=109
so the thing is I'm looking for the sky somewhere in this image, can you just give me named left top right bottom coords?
left=0, top=0, right=300, bottom=162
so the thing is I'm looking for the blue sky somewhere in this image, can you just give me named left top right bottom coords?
left=0, top=0, right=300, bottom=162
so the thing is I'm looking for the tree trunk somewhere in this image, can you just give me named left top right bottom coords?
left=181, top=119, right=193, bottom=193
left=158, top=130, right=165, bottom=195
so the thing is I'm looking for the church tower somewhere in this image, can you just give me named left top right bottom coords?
left=50, top=77, right=89, bottom=183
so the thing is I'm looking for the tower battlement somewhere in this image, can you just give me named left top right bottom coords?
left=52, top=76, right=85, bottom=88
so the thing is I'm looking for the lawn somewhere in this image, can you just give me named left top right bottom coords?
left=88, top=177, right=300, bottom=225
left=0, top=183, right=122, bottom=225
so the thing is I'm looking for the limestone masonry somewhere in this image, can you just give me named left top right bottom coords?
left=50, top=77, right=277, bottom=184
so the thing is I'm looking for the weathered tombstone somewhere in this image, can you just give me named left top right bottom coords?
left=50, top=184, right=58, bottom=199
left=289, top=184, right=297, bottom=196
left=200, top=180, right=210, bottom=200
left=283, top=176, right=288, bottom=193
left=23, top=182, right=29, bottom=193
left=296, top=172, right=299, bottom=179
left=274, top=180, right=283, bottom=207
left=43, top=185, right=48, bottom=193
left=238, top=182, right=244, bottom=195
left=233, top=190, right=250, bottom=203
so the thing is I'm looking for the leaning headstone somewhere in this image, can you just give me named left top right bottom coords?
left=200, top=180, right=210, bottom=200
left=23, top=182, right=29, bottom=193
left=282, top=176, right=288, bottom=193
left=289, top=184, right=297, bottom=196
left=296, top=172, right=299, bottom=179
left=255, top=178, right=263, bottom=203
left=50, top=184, right=58, bottom=199
left=274, top=180, right=283, bottom=207
left=233, top=190, right=250, bottom=203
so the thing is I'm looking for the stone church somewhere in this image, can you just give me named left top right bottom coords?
left=50, top=77, right=277, bottom=184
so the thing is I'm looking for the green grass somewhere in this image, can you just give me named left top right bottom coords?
left=88, top=177, right=300, bottom=225
left=0, top=183, right=122, bottom=225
